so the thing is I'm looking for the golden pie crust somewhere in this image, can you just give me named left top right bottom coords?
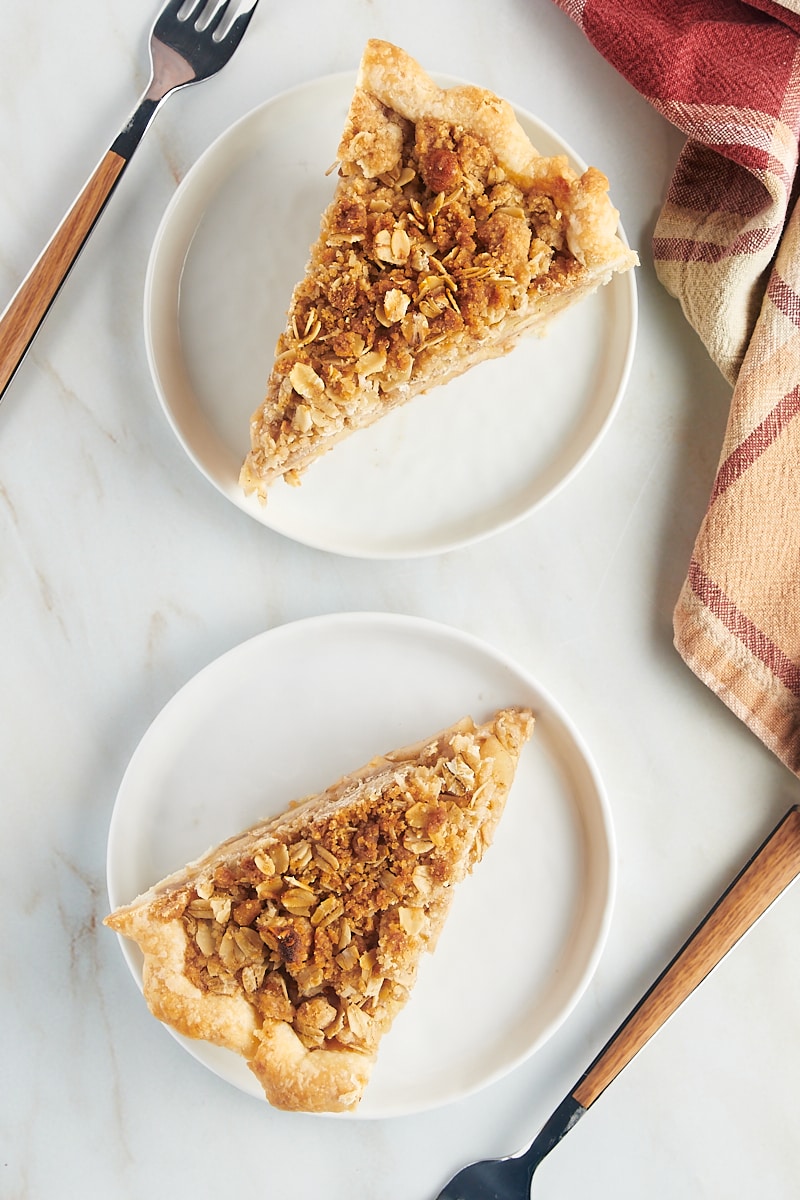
left=105, top=707, right=534, bottom=1112
left=240, top=39, right=637, bottom=499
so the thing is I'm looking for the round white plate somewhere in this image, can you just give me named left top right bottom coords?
left=107, top=612, right=615, bottom=1118
left=145, top=72, right=637, bottom=559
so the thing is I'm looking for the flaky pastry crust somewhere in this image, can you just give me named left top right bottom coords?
left=106, top=707, right=534, bottom=1112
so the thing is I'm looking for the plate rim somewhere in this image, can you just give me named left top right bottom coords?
left=143, top=70, right=638, bottom=560
left=106, top=610, right=617, bottom=1118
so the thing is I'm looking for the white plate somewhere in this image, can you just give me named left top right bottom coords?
left=144, top=72, right=637, bottom=559
left=107, top=612, right=615, bottom=1118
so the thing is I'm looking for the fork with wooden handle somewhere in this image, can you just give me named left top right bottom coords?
left=0, top=0, right=259, bottom=402
left=436, top=804, right=800, bottom=1200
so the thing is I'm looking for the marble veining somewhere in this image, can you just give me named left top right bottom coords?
left=3, top=2, right=800, bottom=1198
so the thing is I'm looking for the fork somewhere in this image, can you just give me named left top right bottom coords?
left=0, top=0, right=259, bottom=401
left=436, top=803, right=800, bottom=1200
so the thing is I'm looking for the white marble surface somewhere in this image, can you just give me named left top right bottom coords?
left=3, top=2, right=800, bottom=1197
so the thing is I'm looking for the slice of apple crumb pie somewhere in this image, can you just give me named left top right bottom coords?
left=240, top=39, right=636, bottom=499
left=106, top=706, right=534, bottom=1112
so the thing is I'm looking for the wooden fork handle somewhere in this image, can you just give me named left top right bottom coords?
left=0, top=148, right=126, bottom=399
left=572, top=804, right=800, bottom=1109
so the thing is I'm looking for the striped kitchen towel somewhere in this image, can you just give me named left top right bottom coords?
left=554, top=0, right=800, bottom=773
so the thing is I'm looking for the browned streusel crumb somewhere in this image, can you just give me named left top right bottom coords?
left=239, top=40, right=637, bottom=500
left=168, top=712, right=530, bottom=1056
left=105, top=708, right=534, bottom=1112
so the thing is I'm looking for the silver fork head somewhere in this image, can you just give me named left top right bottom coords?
left=111, top=0, right=259, bottom=160
left=435, top=1096, right=583, bottom=1200
left=151, top=0, right=260, bottom=91
left=436, top=1155, right=533, bottom=1200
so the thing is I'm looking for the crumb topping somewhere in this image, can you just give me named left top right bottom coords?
left=104, top=705, right=536, bottom=1117
left=155, top=712, right=532, bottom=1057
left=242, top=110, right=586, bottom=489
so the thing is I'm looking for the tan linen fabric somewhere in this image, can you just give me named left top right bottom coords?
left=555, top=0, right=800, bottom=773
left=674, top=205, right=800, bottom=772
